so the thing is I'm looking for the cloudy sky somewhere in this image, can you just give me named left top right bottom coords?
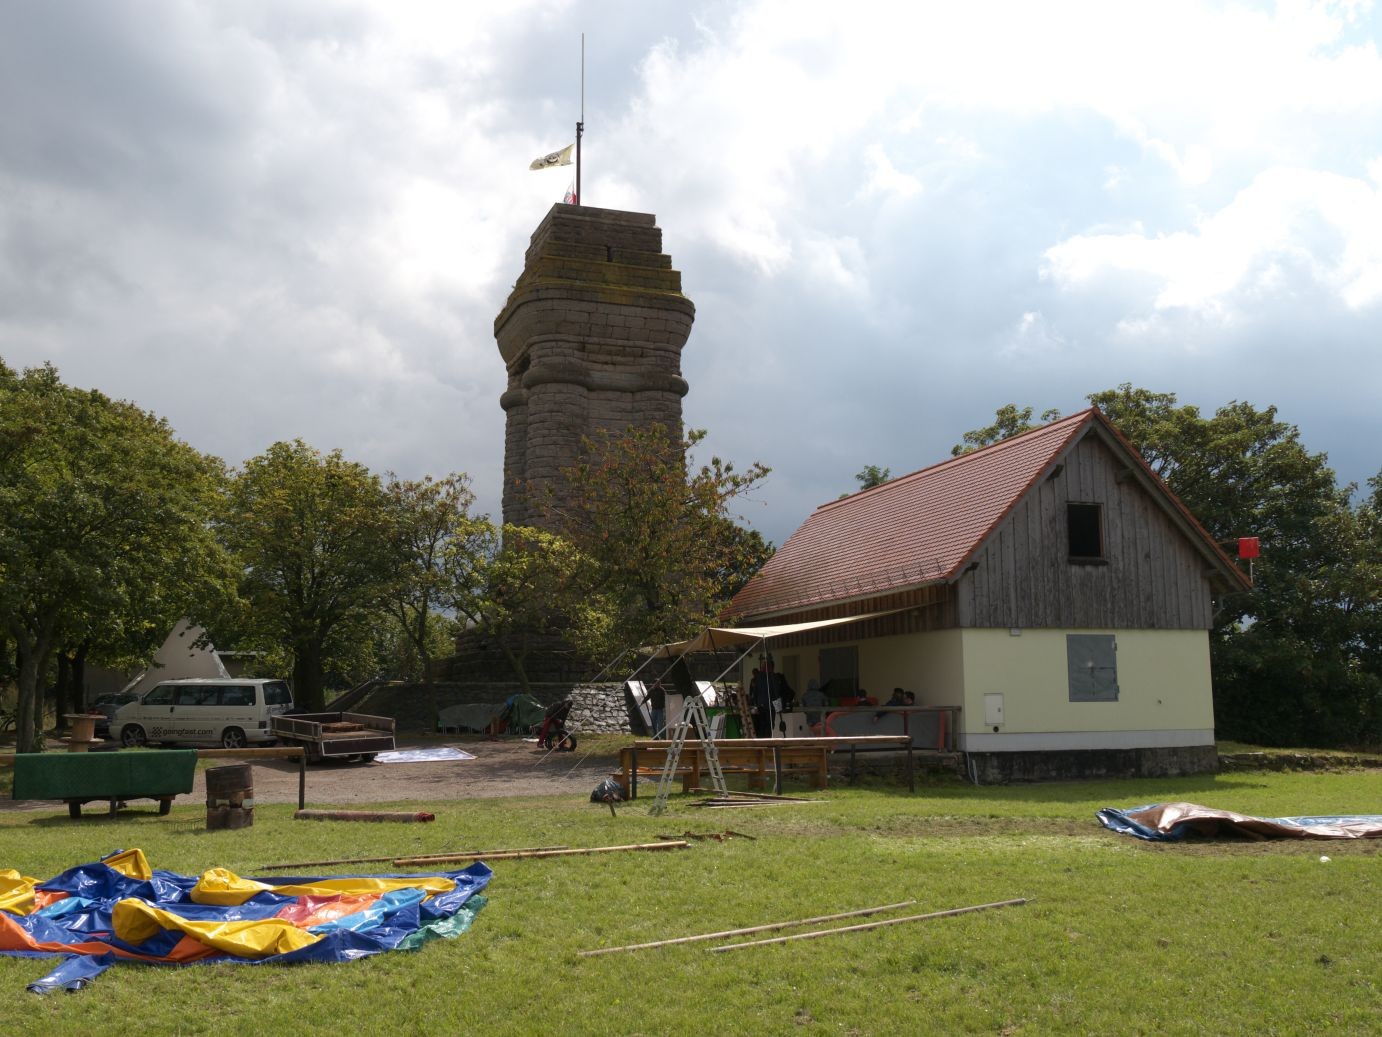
left=2, top=0, right=1379, bottom=546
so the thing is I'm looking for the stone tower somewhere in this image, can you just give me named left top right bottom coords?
left=495, top=204, right=695, bottom=528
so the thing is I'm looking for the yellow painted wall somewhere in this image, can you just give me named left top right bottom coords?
left=958, top=628, right=1213, bottom=734
left=748, top=630, right=966, bottom=707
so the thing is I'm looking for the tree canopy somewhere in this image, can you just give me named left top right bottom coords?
left=0, top=362, right=229, bottom=751
left=550, top=424, right=773, bottom=651
left=217, top=440, right=400, bottom=711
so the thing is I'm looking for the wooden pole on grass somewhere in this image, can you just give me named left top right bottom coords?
left=579, top=900, right=918, bottom=957
left=709, top=898, right=1030, bottom=952
left=395, top=841, right=689, bottom=865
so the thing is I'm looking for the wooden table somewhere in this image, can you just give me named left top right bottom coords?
left=619, top=735, right=914, bottom=799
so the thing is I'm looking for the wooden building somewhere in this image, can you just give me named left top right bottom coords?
left=729, top=409, right=1251, bottom=780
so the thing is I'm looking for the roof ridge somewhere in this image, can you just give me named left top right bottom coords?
left=820, top=407, right=1095, bottom=514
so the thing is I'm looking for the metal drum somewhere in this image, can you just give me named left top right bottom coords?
left=205, top=763, right=254, bottom=830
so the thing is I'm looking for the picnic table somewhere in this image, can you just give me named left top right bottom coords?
left=618, top=735, right=914, bottom=799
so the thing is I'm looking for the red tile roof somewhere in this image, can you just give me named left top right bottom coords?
left=731, top=408, right=1249, bottom=620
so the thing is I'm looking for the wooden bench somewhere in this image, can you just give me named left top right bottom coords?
left=618, top=735, right=914, bottom=799
left=619, top=742, right=828, bottom=799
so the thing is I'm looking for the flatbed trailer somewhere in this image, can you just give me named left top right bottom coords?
left=270, top=711, right=395, bottom=763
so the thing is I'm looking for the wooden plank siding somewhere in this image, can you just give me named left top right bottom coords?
left=955, top=433, right=1215, bottom=630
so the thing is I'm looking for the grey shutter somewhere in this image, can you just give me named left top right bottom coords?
left=1067, top=634, right=1118, bottom=701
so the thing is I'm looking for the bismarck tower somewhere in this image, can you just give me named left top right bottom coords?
left=495, top=204, right=695, bottom=529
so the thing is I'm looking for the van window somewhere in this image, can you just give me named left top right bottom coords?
left=263, top=681, right=292, bottom=706
left=176, top=687, right=219, bottom=706
left=144, top=686, right=176, bottom=706
left=221, top=686, right=254, bottom=706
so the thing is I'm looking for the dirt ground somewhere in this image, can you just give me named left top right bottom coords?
left=1, top=738, right=621, bottom=812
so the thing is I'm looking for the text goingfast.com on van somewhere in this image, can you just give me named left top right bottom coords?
left=112, top=678, right=295, bottom=749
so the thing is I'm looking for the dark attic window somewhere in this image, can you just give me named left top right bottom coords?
left=1067, top=503, right=1104, bottom=561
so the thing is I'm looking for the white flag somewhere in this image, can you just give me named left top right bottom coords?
left=529, top=143, right=574, bottom=171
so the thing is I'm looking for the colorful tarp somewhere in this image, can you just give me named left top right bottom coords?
left=1098, top=802, right=1382, bottom=842
left=0, top=848, right=490, bottom=993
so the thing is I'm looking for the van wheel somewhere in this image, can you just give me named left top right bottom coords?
left=121, top=724, right=147, bottom=748
left=220, top=727, right=247, bottom=749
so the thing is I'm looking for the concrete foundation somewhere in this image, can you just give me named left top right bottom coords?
left=965, top=745, right=1219, bottom=783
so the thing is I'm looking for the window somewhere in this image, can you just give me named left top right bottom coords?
left=143, top=686, right=175, bottom=706
left=263, top=681, right=293, bottom=706
left=221, top=686, right=254, bottom=706
left=818, top=646, right=858, bottom=697
left=1067, top=634, right=1118, bottom=701
left=1067, top=503, right=1104, bottom=560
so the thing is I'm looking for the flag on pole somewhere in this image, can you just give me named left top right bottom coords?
left=563, top=180, right=577, bottom=204
left=529, top=143, right=575, bottom=170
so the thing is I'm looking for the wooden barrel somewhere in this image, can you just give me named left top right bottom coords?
left=206, top=764, right=254, bottom=830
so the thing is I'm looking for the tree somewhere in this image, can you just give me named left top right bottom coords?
left=550, top=425, right=772, bottom=649
left=952, top=405, right=1062, bottom=455
left=384, top=473, right=483, bottom=690
left=0, top=362, right=228, bottom=752
left=854, top=465, right=891, bottom=490
left=218, top=441, right=399, bottom=711
left=447, top=523, right=613, bottom=696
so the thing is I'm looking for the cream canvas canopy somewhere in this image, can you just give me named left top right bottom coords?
left=639, top=610, right=904, bottom=659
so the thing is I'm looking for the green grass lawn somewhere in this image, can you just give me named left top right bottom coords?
left=1, top=768, right=1379, bottom=1036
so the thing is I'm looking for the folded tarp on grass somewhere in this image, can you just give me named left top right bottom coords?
left=0, top=848, right=489, bottom=993
left=1098, top=802, right=1382, bottom=842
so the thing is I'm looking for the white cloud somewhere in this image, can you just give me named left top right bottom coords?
left=1043, top=166, right=1382, bottom=316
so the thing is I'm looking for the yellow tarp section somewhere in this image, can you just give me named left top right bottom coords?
left=192, top=868, right=457, bottom=906
left=112, top=899, right=320, bottom=958
left=103, top=848, right=152, bottom=881
left=0, top=870, right=37, bottom=916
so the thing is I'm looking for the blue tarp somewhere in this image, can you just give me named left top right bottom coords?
left=1098, top=802, right=1382, bottom=842
left=1, top=849, right=490, bottom=993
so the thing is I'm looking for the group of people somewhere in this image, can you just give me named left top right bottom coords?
left=649, top=663, right=917, bottom=740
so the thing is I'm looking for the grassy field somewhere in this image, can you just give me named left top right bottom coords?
left=1, top=767, right=1379, bottom=1036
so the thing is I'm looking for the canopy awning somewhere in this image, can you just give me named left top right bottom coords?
left=639, top=609, right=905, bottom=659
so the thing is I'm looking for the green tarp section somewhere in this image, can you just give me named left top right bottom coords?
left=12, top=750, right=198, bottom=801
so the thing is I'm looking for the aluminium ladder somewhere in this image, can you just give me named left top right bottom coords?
left=649, top=692, right=728, bottom=816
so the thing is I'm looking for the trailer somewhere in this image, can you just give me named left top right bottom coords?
left=270, top=711, right=395, bottom=763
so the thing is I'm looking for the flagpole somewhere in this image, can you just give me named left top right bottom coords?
left=575, top=33, right=584, bottom=206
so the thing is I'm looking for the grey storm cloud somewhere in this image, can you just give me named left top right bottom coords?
left=1, top=1, right=1378, bottom=549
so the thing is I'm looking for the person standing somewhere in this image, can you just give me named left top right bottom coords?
left=750, top=665, right=771, bottom=737
left=649, top=680, right=667, bottom=738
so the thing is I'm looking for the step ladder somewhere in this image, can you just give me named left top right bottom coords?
left=650, top=692, right=727, bottom=816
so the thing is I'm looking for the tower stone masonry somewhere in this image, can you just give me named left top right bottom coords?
left=495, top=203, right=695, bottom=529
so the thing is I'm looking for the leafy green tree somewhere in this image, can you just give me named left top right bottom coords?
left=448, top=523, right=613, bottom=696
left=0, top=363, right=228, bottom=751
left=952, top=405, right=1062, bottom=455
left=384, top=473, right=484, bottom=688
left=854, top=465, right=891, bottom=490
left=218, top=441, right=399, bottom=711
left=550, top=425, right=772, bottom=648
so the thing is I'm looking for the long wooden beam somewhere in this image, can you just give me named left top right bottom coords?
left=709, top=898, right=1030, bottom=952
left=393, top=841, right=689, bottom=865
left=256, top=847, right=570, bottom=871
left=579, top=900, right=918, bottom=957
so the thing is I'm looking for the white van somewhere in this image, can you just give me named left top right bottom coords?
left=113, top=678, right=295, bottom=749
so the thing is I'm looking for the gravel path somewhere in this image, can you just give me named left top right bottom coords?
left=1, top=738, right=620, bottom=812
